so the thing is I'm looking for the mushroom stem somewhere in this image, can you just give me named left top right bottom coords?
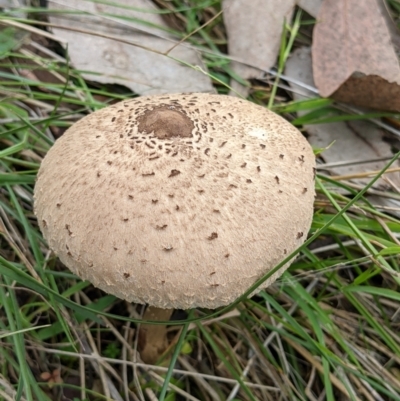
left=139, top=306, right=173, bottom=364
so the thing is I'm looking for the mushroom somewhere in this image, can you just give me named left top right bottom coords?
left=34, top=93, right=315, bottom=363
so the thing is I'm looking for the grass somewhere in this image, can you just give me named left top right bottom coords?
left=0, top=0, right=400, bottom=400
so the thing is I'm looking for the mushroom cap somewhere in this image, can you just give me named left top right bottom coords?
left=34, top=93, right=315, bottom=309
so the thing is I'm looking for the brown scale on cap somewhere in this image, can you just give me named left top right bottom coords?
left=137, top=105, right=194, bottom=140
left=34, top=93, right=316, bottom=310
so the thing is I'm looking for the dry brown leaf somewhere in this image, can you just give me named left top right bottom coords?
left=47, top=0, right=213, bottom=95
left=312, top=0, right=400, bottom=112
left=285, top=47, right=400, bottom=190
left=222, top=0, right=295, bottom=97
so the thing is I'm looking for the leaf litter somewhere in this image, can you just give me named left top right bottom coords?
left=222, top=0, right=295, bottom=97
left=221, top=0, right=324, bottom=98
left=312, top=0, right=400, bottom=111
left=47, top=0, right=214, bottom=95
left=296, top=0, right=322, bottom=17
left=285, top=46, right=400, bottom=214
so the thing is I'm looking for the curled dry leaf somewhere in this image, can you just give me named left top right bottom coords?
left=285, top=47, right=400, bottom=192
left=222, top=0, right=295, bottom=97
left=47, top=0, right=213, bottom=95
left=312, top=0, right=400, bottom=112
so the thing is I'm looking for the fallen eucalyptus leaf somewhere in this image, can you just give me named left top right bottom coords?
left=222, top=0, right=295, bottom=97
left=286, top=47, right=400, bottom=190
left=312, top=0, right=400, bottom=112
left=296, top=0, right=322, bottom=17
left=47, top=0, right=213, bottom=95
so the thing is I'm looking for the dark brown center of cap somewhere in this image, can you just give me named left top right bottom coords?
left=137, top=106, right=194, bottom=139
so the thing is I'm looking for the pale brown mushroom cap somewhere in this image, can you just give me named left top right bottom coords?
left=34, top=93, right=315, bottom=309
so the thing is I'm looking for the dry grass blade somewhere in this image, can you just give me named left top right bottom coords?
left=285, top=338, right=363, bottom=401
